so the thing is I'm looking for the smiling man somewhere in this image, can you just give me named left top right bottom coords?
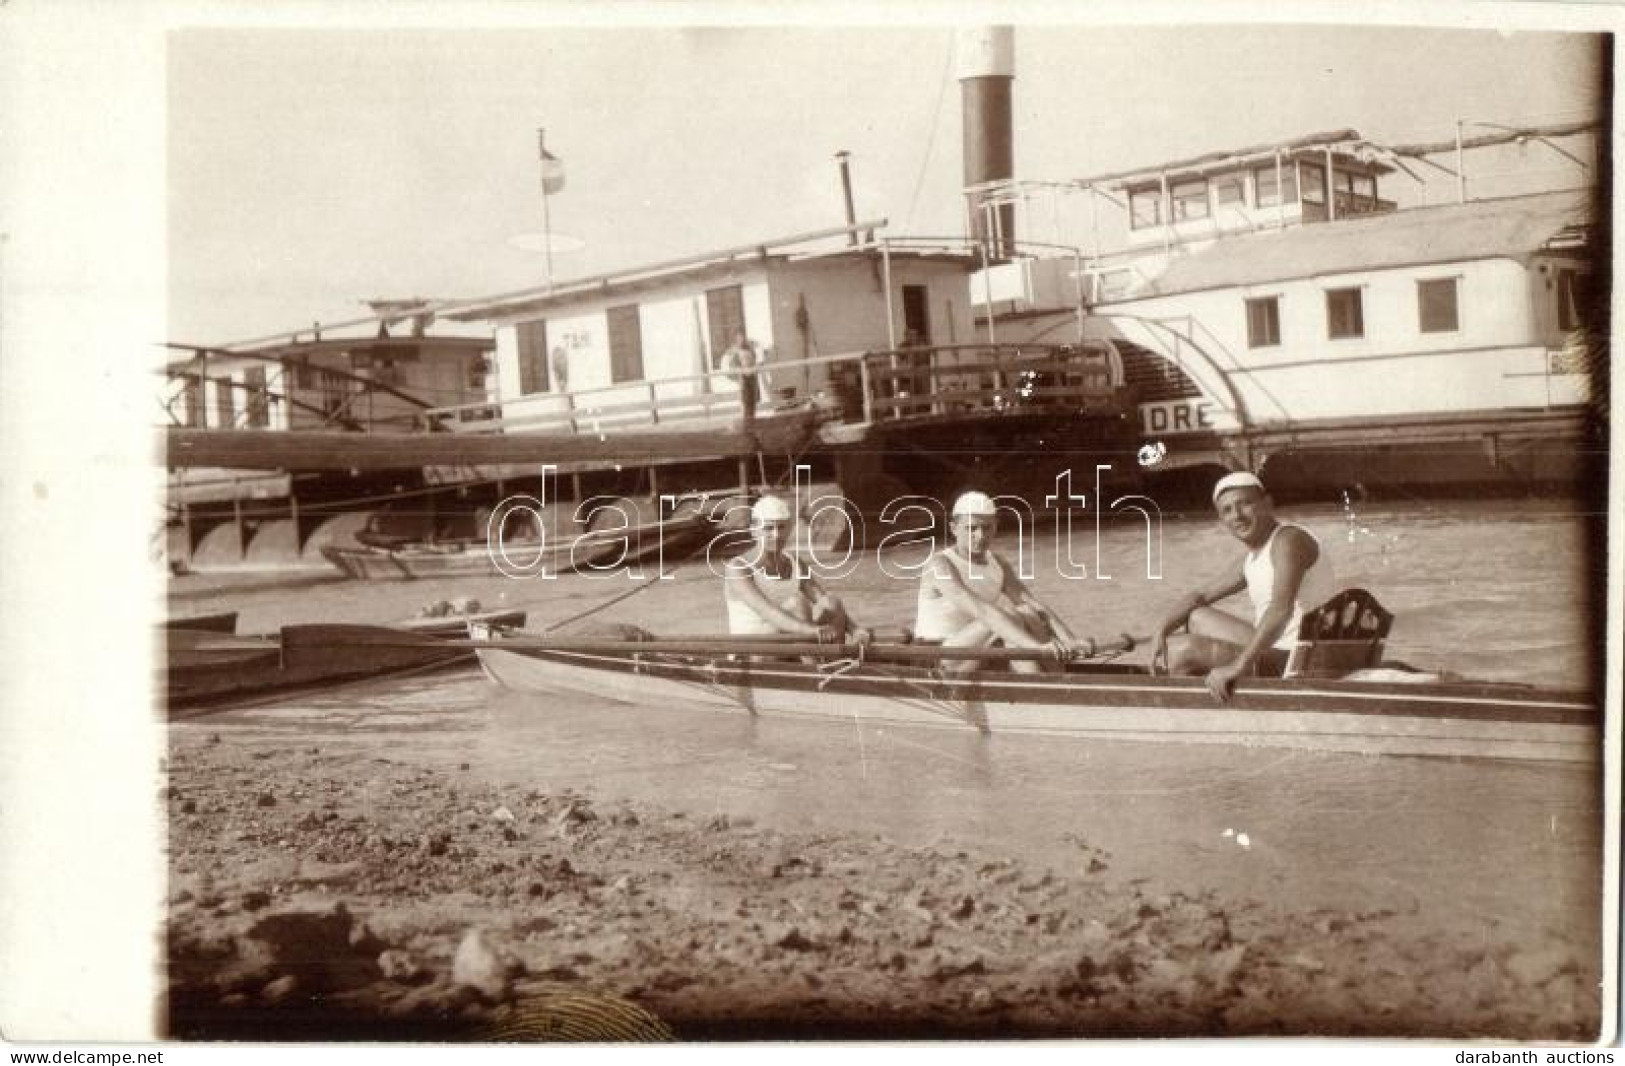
left=1150, top=472, right=1337, bottom=700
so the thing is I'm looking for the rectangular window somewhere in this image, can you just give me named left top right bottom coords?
left=243, top=366, right=270, bottom=427
left=1170, top=180, right=1210, bottom=221
left=1333, top=171, right=1380, bottom=215
left=1254, top=164, right=1298, bottom=207
left=1128, top=187, right=1163, bottom=229
left=317, top=368, right=349, bottom=416
left=607, top=304, right=644, bottom=383
left=705, top=285, right=746, bottom=361
left=901, top=284, right=932, bottom=344
left=1326, top=287, right=1364, bottom=340
left=1245, top=297, right=1281, bottom=348
left=1214, top=175, right=1245, bottom=206
left=183, top=378, right=205, bottom=426
left=516, top=319, right=550, bottom=395
left=1557, top=268, right=1591, bottom=331
left=214, top=376, right=236, bottom=427
left=1417, top=278, right=1460, bottom=333
left=1299, top=161, right=1327, bottom=204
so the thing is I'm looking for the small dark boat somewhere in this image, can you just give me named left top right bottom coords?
left=162, top=611, right=239, bottom=633
left=164, top=609, right=526, bottom=713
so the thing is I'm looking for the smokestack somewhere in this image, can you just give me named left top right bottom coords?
left=957, top=27, right=1015, bottom=258
left=835, top=150, right=858, bottom=246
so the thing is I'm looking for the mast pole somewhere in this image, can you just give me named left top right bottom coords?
left=539, top=127, right=555, bottom=289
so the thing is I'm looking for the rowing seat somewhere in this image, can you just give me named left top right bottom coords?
left=1282, top=588, right=1394, bottom=680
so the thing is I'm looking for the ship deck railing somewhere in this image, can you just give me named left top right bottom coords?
left=418, top=343, right=1121, bottom=438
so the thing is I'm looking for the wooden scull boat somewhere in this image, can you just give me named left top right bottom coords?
left=165, top=609, right=527, bottom=712
left=468, top=627, right=1599, bottom=764
left=319, top=512, right=713, bottom=581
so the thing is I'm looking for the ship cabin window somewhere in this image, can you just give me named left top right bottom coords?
left=214, top=376, right=237, bottom=428
left=372, top=354, right=407, bottom=388
left=1245, top=297, right=1281, bottom=348
left=183, top=378, right=205, bottom=426
left=1128, top=186, right=1163, bottom=230
left=705, top=285, right=746, bottom=360
left=1171, top=180, right=1210, bottom=221
left=1325, top=287, right=1365, bottom=340
left=1254, top=164, right=1298, bottom=207
left=516, top=319, right=551, bottom=395
left=607, top=304, right=645, bottom=383
left=1334, top=170, right=1380, bottom=214
left=244, top=366, right=270, bottom=427
left=1214, top=174, right=1246, bottom=207
left=1556, top=268, right=1592, bottom=331
left=1417, top=278, right=1460, bottom=334
left=1298, top=161, right=1328, bottom=205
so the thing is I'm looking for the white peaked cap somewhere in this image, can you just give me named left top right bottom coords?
left=952, top=490, right=998, bottom=517
left=1211, top=471, right=1266, bottom=504
left=751, top=494, right=793, bottom=524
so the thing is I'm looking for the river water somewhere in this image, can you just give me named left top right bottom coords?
left=171, top=499, right=1608, bottom=956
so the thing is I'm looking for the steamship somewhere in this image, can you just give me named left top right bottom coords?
left=162, top=29, right=1605, bottom=570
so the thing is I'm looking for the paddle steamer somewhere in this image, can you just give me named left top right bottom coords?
left=160, top=29, right=1605, bottom=573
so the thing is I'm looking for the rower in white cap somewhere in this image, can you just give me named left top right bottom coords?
left=1150, top=471, right=1336, bottom=700
left=724, top=494, right=869, bottom=643
left=913, top=489, right=1081, bottom=674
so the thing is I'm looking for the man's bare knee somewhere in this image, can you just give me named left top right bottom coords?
left=1165, top=639, right=1207, bottom=676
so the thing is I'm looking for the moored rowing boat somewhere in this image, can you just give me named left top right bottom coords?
left=163, top=610, right=240, bottom=633
left=469, top=628, right=1599, bottom=764
left=165, top=609, right=527, bottom=712
left=319, top=513, right=713, bottom=580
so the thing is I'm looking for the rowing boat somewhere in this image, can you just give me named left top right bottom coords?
left=163, top=611, right=239, bottom=633
left=165, top=609, right=527, bottom=711
left=469, top=627, right=1599, bottom=764
left=319, top=512, right=713, bottom=580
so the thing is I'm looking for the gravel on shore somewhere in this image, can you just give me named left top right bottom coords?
left=165, top=728, right=1602, bottom=1042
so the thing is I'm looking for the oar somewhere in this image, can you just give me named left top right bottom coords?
left=538, top=513, right=721, bottom=633
left=280, top=625, right=1143, bottom=665
left=540, top=567, right=688, bottom=633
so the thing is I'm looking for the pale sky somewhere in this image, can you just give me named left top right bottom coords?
left=168, top=21, right=1605, bottom=345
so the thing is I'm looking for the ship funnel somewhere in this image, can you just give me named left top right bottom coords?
left=957, top=26, right=1014, bottom=258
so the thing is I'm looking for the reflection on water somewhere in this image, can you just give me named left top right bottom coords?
left=177, top=502, right=1606, bottom=952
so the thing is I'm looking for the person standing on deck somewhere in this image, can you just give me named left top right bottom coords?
left=719, top=329, right=765, bottom=427
left=724, top=495, right=868, bottom=643
left=914, top=491, right=1080, bottom=674
left=1150, top=471, right=1336, bottom=701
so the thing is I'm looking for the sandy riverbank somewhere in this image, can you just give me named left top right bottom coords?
left=165, top=725, right=1601, bottom=1042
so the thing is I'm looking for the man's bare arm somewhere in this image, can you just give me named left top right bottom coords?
left=929, top=555, right=1040, bottom=646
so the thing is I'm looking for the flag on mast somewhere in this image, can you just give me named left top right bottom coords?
left=538, top=130, right=565, bottom=195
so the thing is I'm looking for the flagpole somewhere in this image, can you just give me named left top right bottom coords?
left=538, top=127, right=555, bottom=290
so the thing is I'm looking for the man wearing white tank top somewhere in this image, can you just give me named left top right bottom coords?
left=914, top=490, right=1081, bottom=674
left=1150, top=472, right=1336, bottom=700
